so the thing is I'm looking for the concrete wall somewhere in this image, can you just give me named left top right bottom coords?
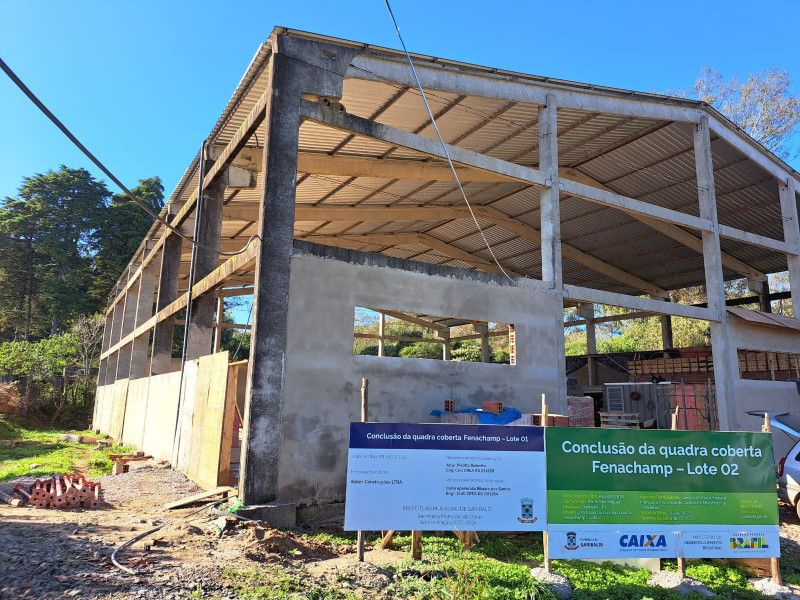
left=727, top=318, right=800, bottom=463
left=276, top=243, right=564, bottom=505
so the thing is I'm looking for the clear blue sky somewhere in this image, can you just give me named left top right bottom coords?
left=2, top=0, right=799, bottom=201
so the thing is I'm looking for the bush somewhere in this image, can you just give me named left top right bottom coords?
left=451, top=340, right=482, bottom=362
left=399, top=342, right=444, bottom=360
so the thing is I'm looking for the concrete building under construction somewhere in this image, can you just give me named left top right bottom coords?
left=93, top=27, right=800, bottom=521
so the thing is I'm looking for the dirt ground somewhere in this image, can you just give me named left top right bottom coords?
left=3, top=462, right=800, bottom=599
left=0, top=462, right=390, bottom=599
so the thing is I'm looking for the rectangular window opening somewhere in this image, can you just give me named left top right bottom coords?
left=353, top=307, right=515, bottom=365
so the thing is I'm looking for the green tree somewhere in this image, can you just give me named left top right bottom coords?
left=0, top=167, right=110, bottom=339
left=91, top=177, right=164, bottom=303
left=694, top=67, right=800, bottom=158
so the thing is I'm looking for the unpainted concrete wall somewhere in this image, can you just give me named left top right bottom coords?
left=277, top=245, right=563, bottom=505
left=727, top=318, right=800, bottom=463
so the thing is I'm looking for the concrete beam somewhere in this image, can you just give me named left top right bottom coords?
left=292, top=204, right=667, bottom=296
left=349, top=54, right=703, bottom=122
left=563, top=283, right=717, bottom=321
left=303, top=232, right=518, bottom=276
left=560, top=167, right=766, bottom=281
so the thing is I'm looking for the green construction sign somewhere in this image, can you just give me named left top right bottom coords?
left=546, top=427, right=779, bottom=559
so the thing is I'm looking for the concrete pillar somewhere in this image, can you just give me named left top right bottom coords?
left=115, top=279, right=140, bottom=380
left=378, top=312, right=385, bottom=357
left=694, top=116, right=735, bottom=430
left=539, top=93, right=568, bottom=405
left=441, top=330, right=451, bottom=360
left=759, top=280, right=772, bottom=313
left=185, top=182, right=224, bottom=360
left=214, top=295, right=224, bottom=353
left=779, top=179, right=800, bottom=315
left=661, top=314, right=674, bottom=351
left=578, top=304, right=596, bottom=386
left=129, top=262, right=158, bottom=379
left=150, top=231, right=182, bottom=375
left=239, top=36, right=357, bottom=507
left=475, top=324, right=491, bottom=362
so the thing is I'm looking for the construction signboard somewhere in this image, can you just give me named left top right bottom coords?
left=344, top=422, right=546, bottom=531
left=546, top=427, right=779, bottom=559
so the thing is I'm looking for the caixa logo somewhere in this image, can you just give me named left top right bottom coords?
left=730, top=537, right=769, bottom=549
left=619, top=534, right=667, bottom=548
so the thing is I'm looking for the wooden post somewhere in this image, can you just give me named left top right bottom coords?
left=671, top=408, right=686, bottom=578
left=411, top=530, right=423, bottom=561
left=357, top=377, right=369, bottom=562
left=378, top=312, right=385, bottom=357
left=541, top=393, right=551, bottom=573
left=762, top=412, right=783, bottom=586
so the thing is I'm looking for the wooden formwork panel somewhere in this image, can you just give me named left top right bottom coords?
left=122, top=377, right=150, bottom=448
left=108, top=379, right=129, bottom=441
left=141, top=371, right=182, bottom=462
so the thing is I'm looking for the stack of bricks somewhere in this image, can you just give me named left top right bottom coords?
left=481, top=401, right=504, bottom=415
left=14, top=474, right=103, bottom=509
left=532, top=413, right=570, bottom=427
left=567, top=396, right=596, bottom=428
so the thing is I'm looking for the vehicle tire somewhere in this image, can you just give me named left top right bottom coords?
left=795, top=499, right=800, bottom=522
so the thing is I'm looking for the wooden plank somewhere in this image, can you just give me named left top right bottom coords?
left=141, top=371, right=182, bottom=462
left=196, top=352, right=230, bottom=489
left=218, top=361, right=240, bottom=486
left=186, top=355, right=212, bottom=483
left=163, top=485, right=237, bottom=510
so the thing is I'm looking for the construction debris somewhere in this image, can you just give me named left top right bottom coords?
left=163, top=485, right=237, bottom=510
left=10, top=474, right=103, bottom=509
left=110, top=452, right=152, bottom=475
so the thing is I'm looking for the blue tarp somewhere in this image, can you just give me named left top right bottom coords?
left=430, top=406, right=522, bottom=425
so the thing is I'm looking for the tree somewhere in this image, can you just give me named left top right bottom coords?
left=71, top=314, right=104, bottom=390
left=0, top=166, right=110, bottom=339
left=91, top=177, right=164, bottom=303
left=693, top=67, right=800, bottom=158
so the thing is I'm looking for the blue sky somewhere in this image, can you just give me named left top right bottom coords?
left=2, top=0, right=800, bottom=201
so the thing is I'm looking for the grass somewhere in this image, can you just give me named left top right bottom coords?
left=229, top=532, right=775, bottom=600
left=0, top=415, right=133, bottom=481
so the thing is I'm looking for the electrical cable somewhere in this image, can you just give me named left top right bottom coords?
left=111, top=497, right=228, bottom=575
left=381, top=0, right=515, bottom=283
left=0, top=56, right=257, bottom=257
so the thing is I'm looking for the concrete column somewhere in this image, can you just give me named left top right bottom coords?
left=185, top=182, right=224, bottom=360
left=539, top=93, right=562, bottom=290
left=150, top=231, right=182, bottom=375
left=475, top=324, right=491, bottom=362
left=378, top=312, right=385, bottom=357
left=539, top=93, right=568, bottom=405
left=240, top=37, right=358, bottom=507
left=578, top=304, right=597, bottom=386
left=759, top=280, right=772, bottom=313
left=214, top=295, right=224, bottom=353
left=441, top=330, right=451, bottom=360
left=661, top=314, right=674, bottom=351
left=129, top=262, right=158, bottom=379
left=115, top=279, right=140, bottom=380
left=779, top=179, right=800, bottom=315
left=695, top=116, right=735, bottom=430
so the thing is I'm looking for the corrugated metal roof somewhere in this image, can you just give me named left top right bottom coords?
left=121, top=28, right=800, bottom=305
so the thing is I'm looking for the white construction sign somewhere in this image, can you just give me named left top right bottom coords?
left=344, top=422, right=546, bottom=531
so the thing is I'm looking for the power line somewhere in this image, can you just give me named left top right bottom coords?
left=0, top=56, right=256, bottom=257
left=382, top=0, right=515, bottom=282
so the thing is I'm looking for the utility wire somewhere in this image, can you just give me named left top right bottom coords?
left=0, top=56, right=256, bottom=257
left=382, top=0, right=515, bottom=282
